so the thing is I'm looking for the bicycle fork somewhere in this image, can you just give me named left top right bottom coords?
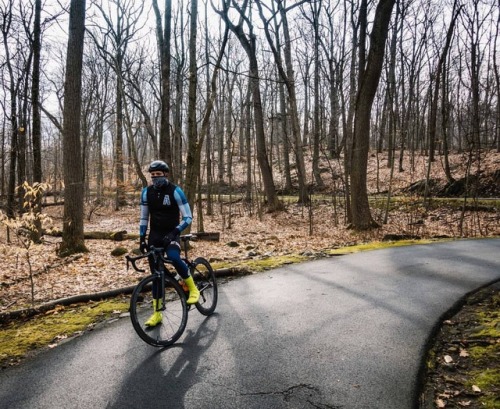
left=151, top=267, right=167, bottom=313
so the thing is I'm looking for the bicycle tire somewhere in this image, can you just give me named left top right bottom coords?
left=191, top=257, right=218, bottom=316
left=129, top=274, right=188, bottom=347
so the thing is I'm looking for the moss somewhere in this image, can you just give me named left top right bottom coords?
left=233, top=254, right=308, bottom=272
left=326, top=239, right=434, bottom=255
left=464, top=294, right=500, bottom=409
left=466, top=369, right=500, bottom=405
left=471, top=310, right=500, bottom=339
left=210, top=254, right=310, bottom=272
left=0, top=299, right=129, bottom=366
left=469, top=344, right=500, bottom=362
left=213, top=239, right=447, bottom=271
left=426, top=348, right=437, bottom=371
left=111, top=247, right=128, bottom=257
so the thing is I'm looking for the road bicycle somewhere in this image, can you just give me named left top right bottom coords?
left=125, top=234, right=218, bottom=347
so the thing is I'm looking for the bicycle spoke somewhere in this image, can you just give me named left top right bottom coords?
left=129, top=275, right=188, bottom=347
left=192, top=257, right=218, bottom=316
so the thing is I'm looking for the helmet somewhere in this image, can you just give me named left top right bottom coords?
left=148, top=160, right=169, bottom=173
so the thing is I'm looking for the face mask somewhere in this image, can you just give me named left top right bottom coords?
left=152, top=176, right=167, bottom=189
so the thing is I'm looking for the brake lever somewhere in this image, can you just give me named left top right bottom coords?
left=125, top=255, right=146, bottom=273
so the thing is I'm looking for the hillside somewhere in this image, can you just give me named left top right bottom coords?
left=0, top=150, right=498, bottom=315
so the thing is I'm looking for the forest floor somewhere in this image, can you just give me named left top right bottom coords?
left=0, top=150, right=499, bottom=407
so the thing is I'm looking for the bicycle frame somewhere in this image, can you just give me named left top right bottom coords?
left=126, top=234, right=218, bottom=346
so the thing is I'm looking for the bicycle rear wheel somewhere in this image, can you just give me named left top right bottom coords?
left=191, top=257, right=218, bottom=316
left=129, top=274, right=188, bottom=347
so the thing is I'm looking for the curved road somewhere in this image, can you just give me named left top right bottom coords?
left=1, top=239, right=499, bottom=409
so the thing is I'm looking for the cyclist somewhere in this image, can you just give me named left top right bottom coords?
left=139, top=160, right=199, bottom=327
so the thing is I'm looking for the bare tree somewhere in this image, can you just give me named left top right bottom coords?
left=308, top=0, right=325, bottom=188
left=215, top=0, right=281, bottom=211
left=494, top=0, right=500, bottom=153
left=1, top=0, right=29, bottom=218
left=256, top=0, right=309, bottom=204
left=184, top=0, right=200, bottom=209
left=152, top=0, right=172, bottom=170
left=171, top=2, right=186, bottom=180
left=31, top=0, right=42, bottom=183
left=89, top=0, right=145, bottom=210
left=350, top=0, right=396, bottom=230
left=424, top=0, right=462, bottom=204
left=59, top=0, right=87, bottom=256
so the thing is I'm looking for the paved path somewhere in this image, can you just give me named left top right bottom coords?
left=1, top=238, right=499, bottom=409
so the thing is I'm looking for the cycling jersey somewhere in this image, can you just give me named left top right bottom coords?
left=139, top=181, right=192, bottom=237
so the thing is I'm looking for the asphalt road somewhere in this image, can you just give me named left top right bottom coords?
left=1, top=238, right=499, bottom=409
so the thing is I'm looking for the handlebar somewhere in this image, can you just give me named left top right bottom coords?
left=125, top=234, right=196, bottom=273
left=126, top=246, right=166, bottom=273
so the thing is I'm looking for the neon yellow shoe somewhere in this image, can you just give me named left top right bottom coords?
left=184, top=276, right=200, bottom=305
left=145, top=299, right=163, bottom=327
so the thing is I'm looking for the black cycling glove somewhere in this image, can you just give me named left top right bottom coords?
left=139, top=235, right=148, bottom=254
left=163, top=228, right=180, bottom=248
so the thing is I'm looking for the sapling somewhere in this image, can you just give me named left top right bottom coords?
left=0, top=182, right=53, bottom=306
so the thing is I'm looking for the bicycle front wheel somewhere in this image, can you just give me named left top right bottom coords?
left=129, top=274, right=188, bottom=347
left=191, top=257, right=218, bottom=316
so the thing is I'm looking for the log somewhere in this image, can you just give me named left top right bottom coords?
left=43, top=230, right=220, bottom=242
left=46, top=230, right=132, bottom=241
left=193, top=232, right=220, bottom=241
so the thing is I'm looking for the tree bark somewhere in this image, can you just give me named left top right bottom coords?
left=60, top=0, right=87, bottom=256
left=1, top=5, right=19, bottom=219
left=152, top=0, right=172, bottom=171
left=32, top=0, right=42, bottom=183
left=184, top=0, right=199, bottom=210
left=350, top=0, right=396, bottom=230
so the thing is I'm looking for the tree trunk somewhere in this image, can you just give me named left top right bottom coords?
left=272, top=14, right=292, bottom=192
left=32, top=0, right=42, bottom=183
left=350, top=0, right=396, bottom=230
left=115, top=51, right=126, bottom=210
left=249, top=53, right=280, bottom=211
left=312, top=0, right=324, bottom=189
left=2, top=7, right=19, bottom=219
left=425, top=2, right=461, bottom=201
left=59, top=0, right=87, bottom=256
left=217, top=2, right=280, bottom=211
left=245, top=81, right=253, bottom=202
left=184, top=0, right=199, bottom=210
left=257, top=0, right=308, bottom=204
left=153, top=0, right=172, bottom=171
left=494, top=3, right=500, bottom=153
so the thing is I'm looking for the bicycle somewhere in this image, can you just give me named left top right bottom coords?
left=125, top=234, right=218, bottom=347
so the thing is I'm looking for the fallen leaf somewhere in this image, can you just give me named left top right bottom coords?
left=458, top=401, right=471, bottom=407
left=472, top=385, right=481, bottom=393
left=459, top=349, right=469, bottom=357
left=436, top=398, right=446, bottom=408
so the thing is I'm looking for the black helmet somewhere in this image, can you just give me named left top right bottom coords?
left=148, top=160, right=169, bottom=173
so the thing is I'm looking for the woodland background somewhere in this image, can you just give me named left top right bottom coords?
left=0, top=0, right=499, bottom=312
